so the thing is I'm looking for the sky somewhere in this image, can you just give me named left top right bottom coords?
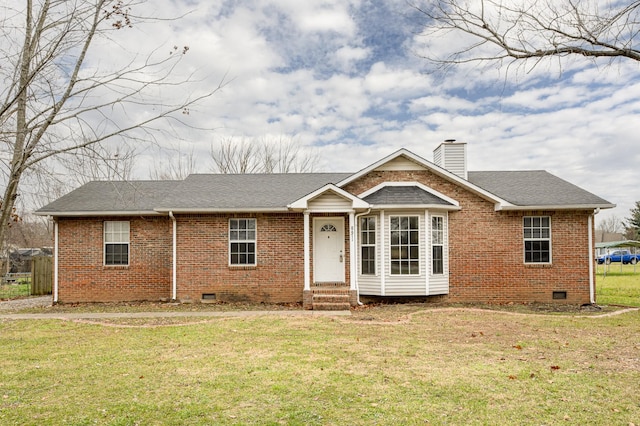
left=31, top=1, right=640, bottom=226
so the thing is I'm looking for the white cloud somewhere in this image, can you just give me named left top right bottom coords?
left=12, top=0, right=638, bottom=224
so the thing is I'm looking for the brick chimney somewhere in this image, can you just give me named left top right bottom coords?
left=433, top=139, right=467, bottom=180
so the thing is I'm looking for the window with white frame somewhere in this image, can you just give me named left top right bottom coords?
left=360, top=217, right=376, bottom=275
left=431, top=216, right=444, bottom=274
left=104, top=221, right=130, bottom=266
left=390, top=216, right=419, bottom=275
left=523, top=216, right=551, bottom=263
left=229, top=218, right=256, bottom=265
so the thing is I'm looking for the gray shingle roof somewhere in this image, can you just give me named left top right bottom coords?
left=362, top=186, right=453, bottom=206
left=467, top=171, right=612, bottom=207
left=155, top=173, right=352, bottom=211
left=36, top=181, right=180, bottom=215
left=36, top=168, right=613, bottom=216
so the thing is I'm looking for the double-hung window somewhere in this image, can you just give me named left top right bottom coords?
left=104, top=221, right=130, bottom=266
left=390, top=216, right=419, bottom=275
left=431, top=216, right=444, bottom=274
left=523, top=216, right=551, bottom=263
left=229, top=218, right=256, bottom=266
left=360, top=217, right=376, bottom=275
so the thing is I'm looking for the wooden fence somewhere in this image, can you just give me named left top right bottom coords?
left=31, top=256, right=52, bottom=296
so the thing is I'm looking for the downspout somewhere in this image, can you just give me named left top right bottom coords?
left=169, top=211, right=177, bottom=301
left=354, top=209, right=371, bottom=306
left=53, top=217, right=58, bottom=303
left=588, top=208, right=599, bottom=305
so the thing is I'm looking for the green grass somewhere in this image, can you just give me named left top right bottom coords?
left=0, top=308, right=639, bottom=425
left=596, top=263, right=640, bottom=307
left=0, top=283, right=30, bottom=300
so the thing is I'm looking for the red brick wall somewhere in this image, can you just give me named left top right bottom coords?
left=56, top=217, right=172, bottom=302
left=344, top=170, right=594, bottom=304
left=55, top=168, right=595, bottom=305
left=175, top=213, right=306, bottom=303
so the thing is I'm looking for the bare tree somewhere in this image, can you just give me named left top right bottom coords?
left=0, top=0, right=224, bottom=249
left=149, top=144, right=198, bottom=180
left=210, top=138, right=261, bottom=174
left=412, top=0, right=640, bottom=72
left=597, top=215, right=624, bottom=235
left=210, top=136, right=320, bottom=174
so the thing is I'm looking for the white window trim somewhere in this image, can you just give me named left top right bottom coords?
left=389, top=215, right=421, bottom=275
left=523, top=216, right=552, bottom=264
left=360, top=216, right=377, bottom=276
left=431, top=215, right=445, bottom=275
left=229, top=218, right=257, bottom=266
left=104, top=221, right=130, bottom=266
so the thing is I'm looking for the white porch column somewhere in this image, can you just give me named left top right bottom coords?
left=425, top=210, right=430, bottom=295
left=349, top=211, right=356, bottom=290
left=304, top=211, right=310, bottom=291
left=380, top=210, right=386, bottom=296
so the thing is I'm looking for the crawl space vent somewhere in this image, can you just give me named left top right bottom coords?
left=552, top=291, right=567, bottom=300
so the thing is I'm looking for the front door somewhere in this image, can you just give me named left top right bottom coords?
left=313, top=218, right=345, bottom=283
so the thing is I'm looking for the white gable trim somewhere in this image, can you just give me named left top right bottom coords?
left=288, top=183, right=370, bottom=211
left=359, top=181, right=461, bottom=208
left=337, top=148, right=514, bottom=209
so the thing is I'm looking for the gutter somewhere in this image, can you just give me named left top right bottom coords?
left=33, top=210, right=162, bottom=217
left=589, top=208, right=599, bottom=305
left=169, top=211, right=177, bottom=301
left=496, top=203, right=616, bottom=211
left=155, top=207, right=290, bottom=214
left=53, top=217, right=58, bottom=303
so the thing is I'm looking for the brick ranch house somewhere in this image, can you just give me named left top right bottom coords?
left=36, top=142, right=614, bottom=309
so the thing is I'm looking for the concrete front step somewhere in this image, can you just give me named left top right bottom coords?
left=313, top=294, right=350, bottom=304
left=312, top=302, right=351, bottom=311
left=311, top=286, right=351, bottom=310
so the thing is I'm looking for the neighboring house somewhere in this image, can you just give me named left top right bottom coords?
left=1, top=247, right=53, bottom=275
left=36, top=142, right=614, bottom=308
left=595, top=230, right=625, bottom=244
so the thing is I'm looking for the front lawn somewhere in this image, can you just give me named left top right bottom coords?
left=596, top=263, right=640, bottom=307
left=0, top=283, right=30, bottom=300
left=0, top=307, right=638, bottom=425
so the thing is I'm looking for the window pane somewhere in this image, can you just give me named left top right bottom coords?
left=390, top=247, right=400, bottom=260
left=409, top=216, right=418, bottom=229
left=105, top=244, right=128, bottom=265
left=361, top=232, right=369, bottom=245
left=400, top=246, right=408, bottom=260
left=391, top=231, right=399, bottom=245
left=432, top=246, right=443, bottom=274
left=400, top=231, right=408, bottom=244
left=410, top=230, right=419, bottom=244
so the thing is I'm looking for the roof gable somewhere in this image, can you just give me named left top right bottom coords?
left=288, top=184, right=369, bottom=211
left=359, top=182, right=460, bottom=210
left=338, top=149, right=511, bottom=207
